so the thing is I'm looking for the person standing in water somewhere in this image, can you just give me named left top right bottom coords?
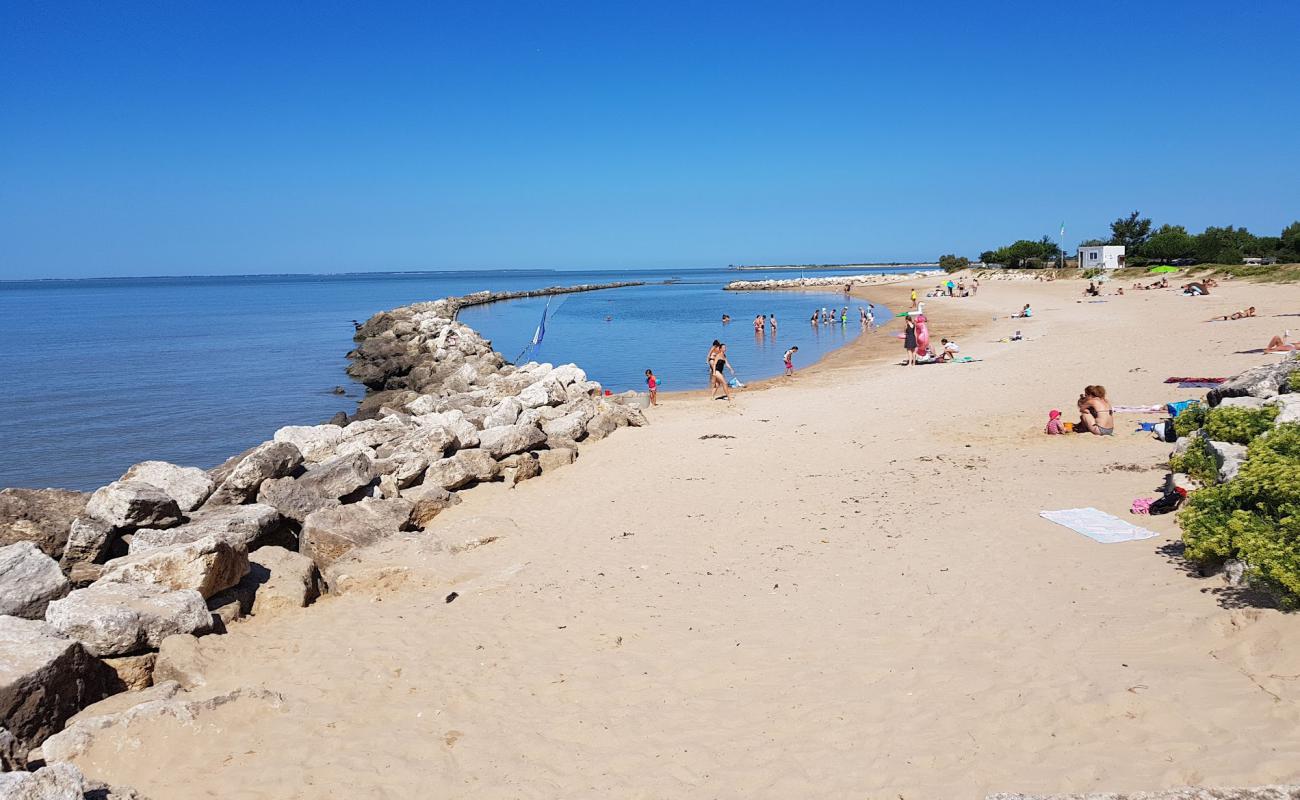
left=769, top=314, right=777, bottom=335
left=810, top=310, right=819, bottom=326
left=783, top=345, right=798, bottom=376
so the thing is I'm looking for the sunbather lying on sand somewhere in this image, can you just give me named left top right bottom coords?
left=1265, top=334, right=1297, bottom=352
left=1211, top=306, right=1256, bottom=321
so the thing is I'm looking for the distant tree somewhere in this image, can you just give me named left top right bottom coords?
left=1195, top=226, right=1256, bottom=265
left=1078, top=238, right=1107, bottom=247
left=1109, top=211, right=1153, bottom=250
left=1280, top=221, right=1300, bottom=261
left=978, top=250, right=997, bottom=264
left=1140, top=224, right=1197, bottom=262
left=938, top=254, right=971, bottom=273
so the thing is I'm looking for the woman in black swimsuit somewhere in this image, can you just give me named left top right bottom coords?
left=903, top=315, right=918, bottom=366
left=707, top=340, right=731, bottom=400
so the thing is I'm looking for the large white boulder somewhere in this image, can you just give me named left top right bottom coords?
left=300, top=498, right=415, bottom=571
left=120, top=461, right=214, bottom=511
left=273, top=424, right=346, bottom=463
left=44, top=582, right=212, bottom=657
left=205, top=441, right=303, bottom=506
left=83, top=481, right=182, bottom=530
left=99, top=535, right=249, bottom=599
left=477, top=423, right=547, bottom=458
left=0, top=542, right=70, bottom=619
left=129, top=503, right=282, bottom=554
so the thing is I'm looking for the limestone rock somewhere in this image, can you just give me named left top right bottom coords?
left=0, top=542, right=70, bottom=619
left=103, top=652, right=156, bottom=692
left=410, top=492, right=459, bottom=529
left=1208, top=439, right=1248, bottom=483
left=246, top=546, right=320, bottom=616
left=537, top=447, right=577, bottom=472
left=59, top=516, right=115, bottom=569
left=300, top=498, right=415, bottom=571
left=272, top=424, right=346, bottom=462
left=256, top=451, right=375, bottom=523
left=1207, top=361, right=1298, bottom=406
left=44, top=583, right=211, bottom=657
left=83, top=481, right=182, bottom=531
left=1219, top=395, right=1270, bottom=410
left=542, top=407, right=594, bottom=442
left=205, top=441, right=303, bottom=506
left=0, top=617, right=113, bottom=756
left=0, top=488, right=87, bottom=561
left=65, top=680, right=180, bottom=729
left=584, top=411, right=621, bottom=441
left=484, top=397, right=523, bottom=428
left=153, top=633, right=208, bottom=689
left=42, top=686, right=284, bottom=764
left=1275, top=394, right=1300, bottom=424
left=477, top=423, right=546, bottom=458
left=0, top=761, right=87, bottom=799
left=99, top=535, right=248, bottom=599
left=128, top=503, right=282, bottom=554
left=511, top=454, right=541, bottom=486
left=120, top=461, right=214, bottom=512
left=66, top=562, right=103, bottom=589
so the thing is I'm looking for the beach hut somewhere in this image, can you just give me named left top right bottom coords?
left=1077, top=245, right=1126, bottom=270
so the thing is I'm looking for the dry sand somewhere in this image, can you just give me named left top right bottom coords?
left=62, top=275, right=1300, bottom=799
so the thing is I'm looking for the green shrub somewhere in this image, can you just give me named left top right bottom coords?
left=1173, top=404, right=1206, bottom=438
left=1203, top=405, right=1278, bottom=444
left=1081, top=267, right=1103, bottom=279
left=1180, top=423, right=1300, bottom=607
left=1170, top=435, right=1219, bottom=484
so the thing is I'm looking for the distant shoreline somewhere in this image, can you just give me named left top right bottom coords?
left=728, top=262, right=939, bottom=272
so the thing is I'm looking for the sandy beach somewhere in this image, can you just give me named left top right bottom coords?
left=52, top=274, right=1300, bottom=798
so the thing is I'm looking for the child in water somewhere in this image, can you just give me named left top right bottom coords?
left=645, top=369, right=658, bottom=406
left=783, top=346, right=798, bottom=376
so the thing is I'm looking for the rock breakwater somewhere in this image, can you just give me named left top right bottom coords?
left=0, top=282, right=647, bottom=786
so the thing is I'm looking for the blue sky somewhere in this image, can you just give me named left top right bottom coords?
left=2, top=1, right=1297, bottom=279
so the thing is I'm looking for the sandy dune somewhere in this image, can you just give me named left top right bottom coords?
left=61, top=274, right=1300, bottom=799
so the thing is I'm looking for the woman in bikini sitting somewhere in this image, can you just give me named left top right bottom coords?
left=1077, top=385, right=1115, bottom=435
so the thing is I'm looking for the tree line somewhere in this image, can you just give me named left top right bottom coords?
left=973, top=212, right=1300, bottom=268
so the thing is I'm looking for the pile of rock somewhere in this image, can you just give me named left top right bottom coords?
left=724, top=272, right=933, bottom=291
left=0, top=285, right=647, bottom=783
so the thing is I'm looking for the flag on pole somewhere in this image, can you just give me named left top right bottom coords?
left=530, top=300, right=550, bottom=347
left=1059, top=221, right=1066, bottom=239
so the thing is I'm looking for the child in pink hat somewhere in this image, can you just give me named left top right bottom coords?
left=1045, top=409, right=1065, bottom=435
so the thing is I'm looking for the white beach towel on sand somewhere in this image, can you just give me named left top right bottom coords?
left=1039, top=508, right=1160, bottom=544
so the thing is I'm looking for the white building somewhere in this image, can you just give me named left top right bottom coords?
left=1077, top=245, right=1126, bottom=270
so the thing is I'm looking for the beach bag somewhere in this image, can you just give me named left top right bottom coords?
left=1167, top=400, right=1199, bottom=418
left=1148, top=487, right=1186, bottom=515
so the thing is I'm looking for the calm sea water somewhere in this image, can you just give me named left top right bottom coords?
left=0, top=268, right=901, bottom=491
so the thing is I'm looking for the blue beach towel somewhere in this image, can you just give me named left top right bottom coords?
left=1039, top=508, right=1160, bottom=544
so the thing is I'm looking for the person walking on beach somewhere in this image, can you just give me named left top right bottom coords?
left=707, top=340, right=731, bottom=400
left=783, top=346, right=798, bottom=376
left=645, top=369, right=659, bottom=406
left=910, top=288, right=918, bottom=309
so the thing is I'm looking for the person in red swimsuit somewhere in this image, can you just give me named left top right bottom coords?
left=645, top=369, right=658, bottom=405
